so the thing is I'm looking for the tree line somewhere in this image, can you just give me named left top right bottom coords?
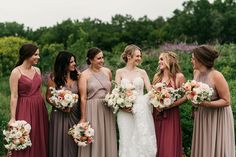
left=0, top=0, right=236, bottom=50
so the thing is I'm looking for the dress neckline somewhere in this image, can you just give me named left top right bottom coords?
left=20, top=72, right=37, bottom=81
left=121, top=77, right=143, bottom=84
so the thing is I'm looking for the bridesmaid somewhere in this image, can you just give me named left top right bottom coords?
left=46, top=51, right=81, bottom=157
left=152, top=51, right=186, bottom=157
left=8, top=43, right=48, bottom=157
left=78, top=47, right=117, bottom=157
left=190, top=45, right=235, bottom=157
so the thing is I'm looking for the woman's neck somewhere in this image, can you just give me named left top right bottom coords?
left=66, top=72, right=71, bottom=80
left=125, top=63, right=136, bottom=71
left=162, top=69, right=170, bottom=78
left=199, top=66, right=211, bottom=74
left=89, top=65, right=101, bottom=72
left=21, top=61, right=32, bottom=70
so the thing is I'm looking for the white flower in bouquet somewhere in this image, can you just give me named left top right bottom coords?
left=105, top=82, right=138, bottom=114
left=49, top=87, right=79, bottom=110
left=182, top=80, right=214, bottom=104
left=68, top=122, right=94, bottom=147
left=148, top=82, right=182, bottom=109
left=3, top=120, right=32, bottom=150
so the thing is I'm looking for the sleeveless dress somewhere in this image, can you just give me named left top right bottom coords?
left=12, top=70, right=48, bottom=157
left=117, top=77, right=157, bottom=157
left=153, top=77, right=182, bottom=157
left=79, top=70, right=117, bottom=157
left=49, top=81, right=80, bottom=157
left=191, top=72, right=235, bottom=157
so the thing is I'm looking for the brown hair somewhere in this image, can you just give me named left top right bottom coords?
left=153, top=51, right=181, bottom=85
left=15, top=43, right=38, bottom=67
left=86, top=47, right=102, bottom=65
left=121, top=44, right=141, bottom=63
left=192, top=45, right=219, bottom=69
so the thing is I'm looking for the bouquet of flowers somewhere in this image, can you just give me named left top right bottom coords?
left=182, top=80, right=214, bottom=104
left=68, top=122, right=94, bottom=147
left=49, top=87, right=79, bottom=110
left=105, top=82, right=138, bottom=114
left=3, top=120, right=32, bottom=150
left=148, top=82, right=184, bottom=108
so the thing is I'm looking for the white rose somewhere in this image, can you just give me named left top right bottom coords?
left=64, top=93, right=73, bottom=102
left=117, top=98, right=124, bottom=105
left=85, top=128, right=94, bottom=137
left=163, top=98, right=172, bottom=107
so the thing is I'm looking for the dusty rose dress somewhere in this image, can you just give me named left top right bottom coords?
left=78, top=70, right=117, bottom=157
left=191, top=72, right=235, bottom=157
left=12, top=69, right=48, bottom=157
left=153, top=77, right=182, bottom=157
left=49, top=81, right=80, bottom=157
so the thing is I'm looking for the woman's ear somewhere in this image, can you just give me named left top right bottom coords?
left=127, top=55, right=131, bottom=61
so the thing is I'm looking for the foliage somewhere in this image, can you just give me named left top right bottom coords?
left=1, top=0, right=236, bottom=51
left=0, top=37, right=33, bottom=76
left=0, top=44, right=236, bottom=156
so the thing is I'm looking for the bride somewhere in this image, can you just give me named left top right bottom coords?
left=115, top=44, right=156, bottom=157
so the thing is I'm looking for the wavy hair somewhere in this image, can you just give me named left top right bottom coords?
left=153, top=51, right=181, bottom=85
left=53, top=51, right=78, bottom=88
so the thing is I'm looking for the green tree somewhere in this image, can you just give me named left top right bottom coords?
left=0, top=36, right=33, bottom=76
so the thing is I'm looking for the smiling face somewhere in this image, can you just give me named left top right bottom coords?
left=68, top=56, right=76, bottom=72
left=90, top=51, right=104, bottom=69
left=191, top=53, right=201, bottom=70
left=128, top=49, right=142, bottom=66
left=158, top=53, right=168, bottom=70
left=27, top=49, right=40, bottom=65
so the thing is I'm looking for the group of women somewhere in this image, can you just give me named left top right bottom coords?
left=8, top=43, right=235, bottom=157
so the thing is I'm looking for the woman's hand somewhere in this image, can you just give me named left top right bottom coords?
left=155, top=107, right=163, bottom=112
left=62, top=107, right=71, bottom=113
left=79, top=118, right=86, bottom=123
left=121, top=107, right=132, bottom=113
left=8, top=118, right=16, bottom=126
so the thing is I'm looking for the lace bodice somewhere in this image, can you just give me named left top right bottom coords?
left=120, top=77, right=144, bottom=95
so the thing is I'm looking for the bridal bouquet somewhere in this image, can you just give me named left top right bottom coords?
left=182, top=80, right=214, bottom=104
left=49, top=87, right=79, bottom=110
left=148, top=82, right=183, bottom=108
left=105, top=82, right=138, bottom=114
left=68, top=122, right=94, bottom=147
left=3, top=120, right=32, bottom=150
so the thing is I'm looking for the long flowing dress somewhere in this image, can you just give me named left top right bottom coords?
left=191, top=72, right=235, bottom=157
left=49, top=81, right=80, bottom=157
left=153, top=77, right=182, bottom=157
left=12, top=70, right=48, bottom=157
left=79, top=70, right=117, bottom=157
left=117, top=77, right=157, bottom=157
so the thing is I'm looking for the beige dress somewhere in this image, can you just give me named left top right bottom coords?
left=191, top=72, right=235, bottom=157
left=79, top=70, right=117, bottom=157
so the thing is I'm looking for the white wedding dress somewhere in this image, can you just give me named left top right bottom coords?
left=117, top=77, right=157, bottom=157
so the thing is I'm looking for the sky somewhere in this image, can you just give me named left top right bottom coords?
left=0, top=0, right=186, bottom=29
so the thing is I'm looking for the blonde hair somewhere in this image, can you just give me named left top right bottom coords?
left=121, top=44, right=141, bottom=63
left=153, top=51, right=181, bottom=85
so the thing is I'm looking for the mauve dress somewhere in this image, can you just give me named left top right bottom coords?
left=153, top=77, right=182, bottom=157
left=78, top=70, right=117, bottom=157
left=12, top=70, right=48, bottom=157
left=191, top=72, right=235, bottom=157
left=49, top=81, right=80, bottom=157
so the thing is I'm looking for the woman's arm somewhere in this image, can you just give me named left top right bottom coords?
left=141, top=69, right=152, bottom=92
left=172, top=73, right=187, bottom=107
left=79, top=72, right=88, bottom=122
left=45, top=77, right=56, bottom=105
left=115, top=69, right=122, bottom=84
left=8, top=69, right=21, bottom=125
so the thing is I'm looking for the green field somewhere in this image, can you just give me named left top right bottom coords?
left=1, top=44, right=236, bottom=156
